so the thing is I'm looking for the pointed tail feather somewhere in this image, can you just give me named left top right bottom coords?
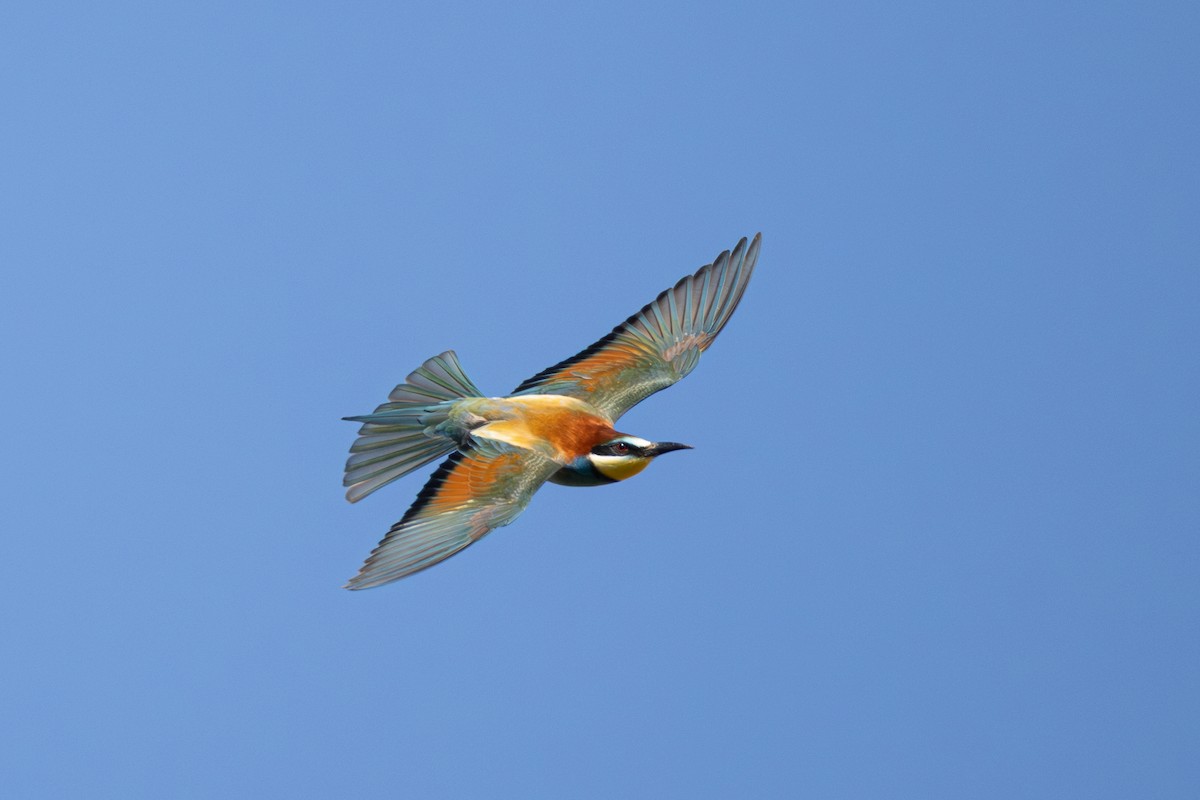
left=342, top=351, right=483, bottom=503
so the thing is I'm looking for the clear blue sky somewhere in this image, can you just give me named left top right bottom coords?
left=2, top=2, right=1197, bottom=797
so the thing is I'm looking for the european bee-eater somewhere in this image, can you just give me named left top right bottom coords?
left=342, top=233, right=761, bottom=588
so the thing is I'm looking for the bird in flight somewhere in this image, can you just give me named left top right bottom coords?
left=342, top=233, right=761, bottom=589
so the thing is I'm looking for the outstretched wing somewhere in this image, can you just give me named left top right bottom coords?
left=512, top=233, right=760, bottom=420
left=345, top=441, right=558, bottom=589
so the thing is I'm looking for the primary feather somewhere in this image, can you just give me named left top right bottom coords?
left=512, top=232, right=761, bottom=420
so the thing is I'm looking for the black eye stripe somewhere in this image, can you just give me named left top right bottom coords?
left=592, top=441, right=639, bottom=456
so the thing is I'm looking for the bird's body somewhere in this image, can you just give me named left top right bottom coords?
left=342, top=233, right=761, bottom=589
left=449, top=394, right=615, bottom=464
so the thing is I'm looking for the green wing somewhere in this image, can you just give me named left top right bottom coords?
left=512, top=233, right=760, bottom=420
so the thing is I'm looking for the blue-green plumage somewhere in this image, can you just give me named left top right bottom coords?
left=548, top=456, right=618, bottom=486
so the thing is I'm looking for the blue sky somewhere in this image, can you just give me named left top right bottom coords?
left=2, top=2, right=1197, bottom=797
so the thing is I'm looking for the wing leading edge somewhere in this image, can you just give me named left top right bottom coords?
left=345, top=441, right=559, bottom=589
left=513, top=233, right=761, bottom=420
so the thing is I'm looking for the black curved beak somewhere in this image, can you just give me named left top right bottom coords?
left=647, top=442, right=693, bottom=457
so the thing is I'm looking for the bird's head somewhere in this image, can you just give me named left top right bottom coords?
left=587, top=435, right=693, bottom=482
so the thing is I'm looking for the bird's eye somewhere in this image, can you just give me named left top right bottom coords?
left=613, top=442, right=629, bottom=454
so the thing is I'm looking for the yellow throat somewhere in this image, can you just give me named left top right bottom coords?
left=590, top=454, right=652, bottom=482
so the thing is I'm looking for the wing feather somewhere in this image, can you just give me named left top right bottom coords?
left=512, top=233, right=760, bottom=419
left=345, top=442, right=557, bottom=589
